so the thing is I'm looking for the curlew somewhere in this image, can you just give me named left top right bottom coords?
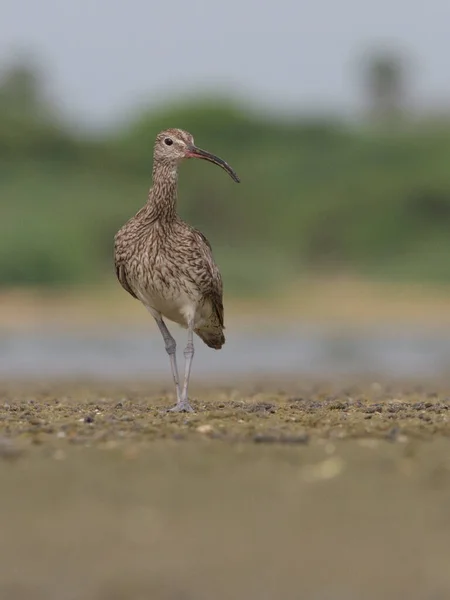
left=114, top=129, right=240, bottom=412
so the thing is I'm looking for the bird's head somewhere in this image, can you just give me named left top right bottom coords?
left=153, top=128, right=240, bottom=183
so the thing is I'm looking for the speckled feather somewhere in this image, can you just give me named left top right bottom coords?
left=114, top=128, right=228, bottom=349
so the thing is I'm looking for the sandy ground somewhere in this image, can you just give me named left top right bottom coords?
left=1, top=379, right=450, bottom=599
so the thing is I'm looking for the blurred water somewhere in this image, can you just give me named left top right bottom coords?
left=1, top=324, right=450, bottom=380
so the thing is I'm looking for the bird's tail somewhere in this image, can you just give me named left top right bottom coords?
left=195, top=325, right=225, bottom=349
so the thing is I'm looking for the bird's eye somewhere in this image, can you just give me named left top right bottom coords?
left=164, top=138, right=173, bottom=146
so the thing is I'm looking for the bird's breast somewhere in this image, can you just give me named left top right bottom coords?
left=116, top=226, right=214, bottom=327
left=127, top=255, right=203, bottom=326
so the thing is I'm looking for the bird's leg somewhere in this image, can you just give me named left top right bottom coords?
left=169, top=321, right=195, bottom=413
left=152, top=314, right=182, bottom=404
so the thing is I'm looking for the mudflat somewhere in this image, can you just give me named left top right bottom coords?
left=1, top=379, right=450, bottom=600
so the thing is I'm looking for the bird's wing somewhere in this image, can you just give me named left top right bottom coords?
left=115, top=261, right=138, bottom=299
left=114, top=235, right=138, bottom=300
left=190, top=227, right=224, bottom=327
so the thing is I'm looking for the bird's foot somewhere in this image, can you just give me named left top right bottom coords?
left=167, top=400, right=194, bottom=413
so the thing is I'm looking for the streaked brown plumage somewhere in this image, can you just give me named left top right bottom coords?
left=114, top=128, right=240, bottom=412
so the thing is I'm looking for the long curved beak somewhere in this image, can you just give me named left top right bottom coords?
left=186, top=146, right=240, bottom=183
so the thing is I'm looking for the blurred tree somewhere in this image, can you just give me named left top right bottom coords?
left=360, top=48, right=409, bottom=127
left=0, top=56, right=50, bottom=118
left=0, top=56, right=79, bottom=159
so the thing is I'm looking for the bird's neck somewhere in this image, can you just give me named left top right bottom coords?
left=145, top=162, right=179, bottom=222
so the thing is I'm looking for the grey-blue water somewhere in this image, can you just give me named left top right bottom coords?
left=1, top=323, right=450, bottom=380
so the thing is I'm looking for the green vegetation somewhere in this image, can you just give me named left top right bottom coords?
left=2, top=62, right=450, bottom=294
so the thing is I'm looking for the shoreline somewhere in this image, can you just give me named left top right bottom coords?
left=1, top=276, right=450, bottom=332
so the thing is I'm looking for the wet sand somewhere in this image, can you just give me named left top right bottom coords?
left=1, top=379, right=450, bottom=599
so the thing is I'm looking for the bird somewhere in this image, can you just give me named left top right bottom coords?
left=114, top=128, right=240, bottom=412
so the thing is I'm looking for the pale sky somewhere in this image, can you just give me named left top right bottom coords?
left=2, top=0, right=450, bottom=127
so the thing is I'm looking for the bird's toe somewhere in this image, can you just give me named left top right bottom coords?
left=167, top=401, right=195, bottom=413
